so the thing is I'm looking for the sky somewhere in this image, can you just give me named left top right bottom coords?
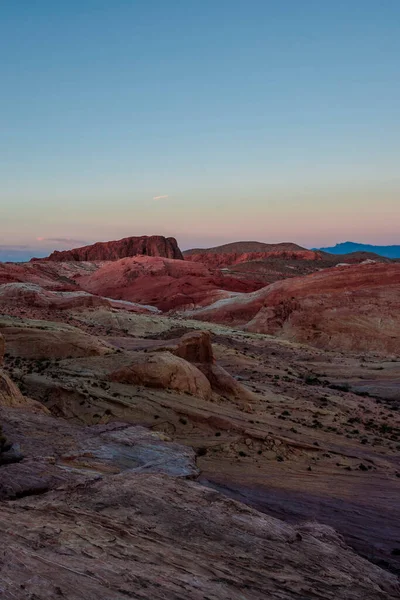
left=1, top=1, right=399, bottom=260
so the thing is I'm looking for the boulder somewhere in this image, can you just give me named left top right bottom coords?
left=154, top=330, right=257, bottom=407
left=109, top=351, right=212, bottom=400
left=155, top=330, right=214, bottom=363
left=0, top=370, right=26, bottom=407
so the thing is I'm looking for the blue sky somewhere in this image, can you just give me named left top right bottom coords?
left=1, top=1, right=399, bottom=259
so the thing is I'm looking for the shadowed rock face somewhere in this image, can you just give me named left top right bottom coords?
left=34, top=235, right=184, bottom=261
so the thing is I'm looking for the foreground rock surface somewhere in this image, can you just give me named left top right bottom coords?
left=0, top=405, right=398, bottom=599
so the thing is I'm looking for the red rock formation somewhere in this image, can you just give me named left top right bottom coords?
left=33, top=235, right=184, bottom=262
left=184, top=241, right=307, bottom=256
left=184, top=249, right=323, bottom=268
left=188, top=263, right=400, bottom=354
left=108, top=329, right=258, bottom=408
left=183, top=241, right=391, bottom=287
left=159, top=331, right=214, bottom=363
left=77, top=255, right=259, bottom=311
left=0, top=260, right=98, bottom=289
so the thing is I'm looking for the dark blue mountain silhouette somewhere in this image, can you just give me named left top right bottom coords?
left=317, top=242, right=400, bottom=259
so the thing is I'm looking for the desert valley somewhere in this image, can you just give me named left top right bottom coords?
left=0, top=234, right=399, bottom=599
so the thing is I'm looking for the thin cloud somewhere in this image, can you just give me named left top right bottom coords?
left=153, top=194, right=169, bottom=201
left=36, top=237, right=88, bottom=245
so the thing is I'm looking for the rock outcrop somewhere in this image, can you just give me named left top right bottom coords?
left=183, top=241, right=392, bottom=287
left=188, top=263, right=400, bottom=354
left=185, top=246, right=323, bottom=268
left=109, top=351, right=213, bottom=400
left=0, top=369, right=26, bottom=407
left=0, top=282, right=109, bottom=310
left=154, top=330, right=214, bottom=363
left=0, top=397, right=398, bottom=598
left=0, top=333, right=26, bottom=408
left=0, top=317, right=114, bottom=360
left=1, top=468, right=398, bottom=599
left=0, top=282, right=158, bottom=316
left=34, top=235, right=184, bottom=261
left=77, top=255, right=257, bottom=311
left=153, top=330, right=258, bottom=408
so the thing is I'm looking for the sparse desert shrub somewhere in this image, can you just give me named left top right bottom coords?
left=0, top=425, right=8, bottom=452
left=303, top=374, right=321, bottom=386
left=196, top=447, right=207, bottom=457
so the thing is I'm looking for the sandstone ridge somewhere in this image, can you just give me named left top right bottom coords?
left=187, top=262, right=400, bottom=354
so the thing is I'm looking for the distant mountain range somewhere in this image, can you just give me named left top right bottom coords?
left=2, top=238, right=400, bottom=262
left=318, top=242, right=400, bottom=259
left=0, top=249, right=47, bottom=263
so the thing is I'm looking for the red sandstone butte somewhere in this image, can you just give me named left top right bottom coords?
left=33, top=235, right=184, bottom=262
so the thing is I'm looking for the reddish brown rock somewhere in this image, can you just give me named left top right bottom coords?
left=188, top=263, right=400, bottom=354
left=153, top=330, right=257, bottom=407
left=77, top=255, right=257, bottom=311
left=0, top=370, right=25, bottom=407
left=184, top=241, right=392, bottom=287
left=155, top=330, right=214, bottom=363
left=34, top=235, right=184, bottom=262
left=185, top=247, right=323, bottom=269
left=0, top=260, right=99, bottom=289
